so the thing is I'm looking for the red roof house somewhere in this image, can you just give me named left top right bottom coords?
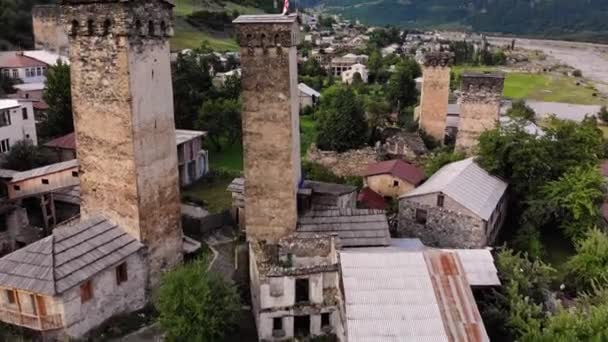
left=358, top=187, right=387, bottom=210
left=362, top=159, right=425, bottom=198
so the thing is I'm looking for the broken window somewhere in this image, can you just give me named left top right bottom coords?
left=437, top=194, right=445, bottom=207
left=5, top=289, right=15, bottom=304
left=321, top=312, right=331, bottom=328
left=116, top=262, right=128, bottom=285
left=415, top=209, right=427, bottom=225
left=294, top=315, right=310, bottom=337
left=295, top=278, right=309, bottom=303
left=80, top=280, right=93, bottom=303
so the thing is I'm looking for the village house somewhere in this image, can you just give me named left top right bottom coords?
left=298, top=83, right=321, bottom=111
left=0, top=52, right=48, bottom=84
left=362, top=159, right=425, bottom=198
left=329, top=54, right=367, bottom=77
left=42, top=130, right=209, bottom=187
left=341, top=63, right=368, bottom=84
left=398, top=157, right=508, bottom=248
left=11, top=83, right=49, bottom=117
left=213, top=68, right=241, bottom=87
left=357, top=187, right=387, bottom=210
left=0, top=99, right=38, bottom=152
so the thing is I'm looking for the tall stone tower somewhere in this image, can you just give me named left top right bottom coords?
left=418, top=52, right=452, bottom=143
left=455, top=72, right=505, bottom=155
left=61, top=0, right=182, bottom=286
left=234, top=15, right=301, bottom=242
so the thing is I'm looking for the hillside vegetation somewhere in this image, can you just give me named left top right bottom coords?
left=314, top=0, right=608, bottom=43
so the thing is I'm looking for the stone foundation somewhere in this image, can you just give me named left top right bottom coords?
left=306, top=144, right=380, bottom=177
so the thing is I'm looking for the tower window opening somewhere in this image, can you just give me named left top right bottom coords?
left=103, top=19, right=111, bottom=36
left=160, top=21, right=167, bottom=35
left=87, top=19, right=95, bottom=36
left=148, top=21, right=155, bottom=36
left=70, top=20, right=79, bottom=36
left=135, top=19, right=142, bottom=36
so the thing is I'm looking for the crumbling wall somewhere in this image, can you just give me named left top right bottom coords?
left=236, top=17, right=301, bottom=243
left=419, top=52, right=452, bottom=143
left=62, top=0, right=182, bottom=288
left=32, top=5, right=69, bottom=54
left=455, top=72, right=505, bottom=155
left=306, top=144, right=380, bottom=177
left=397, top=199, right=487, bottom=248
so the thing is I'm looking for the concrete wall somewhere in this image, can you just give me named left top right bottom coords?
left=0, top=207, right=30, bottom=255
left=237, top=19, right=301, bottom=243
left=398, top=194, right=488, bottom=248
left=419, top=65, right=450, bottom=142
left=60, top=252, right=147, bottom=338
left=63, top=0, right=182, bottom=287
left=364, top=174, right=416, bottom=198
left=455, top=73, right=505, bottom=155
left=32, top=5, right=70, bottom=55
left=0, top=101, right=38, bottom=152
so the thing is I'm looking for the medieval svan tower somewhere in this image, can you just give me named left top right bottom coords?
left=61, top=0, right=183, bottom=287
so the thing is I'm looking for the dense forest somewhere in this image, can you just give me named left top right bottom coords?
left=0, top=0, right=52, bottom=50
left=309, top=0, right=608, bottom=42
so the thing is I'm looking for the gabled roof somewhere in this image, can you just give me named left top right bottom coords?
left=44, top=132, right=76, bottom=150
left=0, top=216, right=143, bottom=296
left=363, top=159, right=425, bottom=185
left=298, top=83, right=321, bottom=98
left=402, top=158, right=507, bottom=221
left=0, top=52, right=47, bottom=69
left=11, top=159, right=79, bottom=183
left=297, top=208, right=390, bottom=247
left=357, top=187, right=386, bottom=210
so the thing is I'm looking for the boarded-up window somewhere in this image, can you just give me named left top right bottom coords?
left=5, top=289, right=15, bottom=304
left=80, top=280, right=93, bottom=303
left=116, top=262, right=128, bottom=285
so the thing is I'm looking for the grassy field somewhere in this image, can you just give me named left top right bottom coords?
left=300, top=116, right=317, bottom=157
left=453, top=66, right=604, bottom=105
left=171, top=18, right=239, bottom=51
left=182, top=175, right=234, bottom=214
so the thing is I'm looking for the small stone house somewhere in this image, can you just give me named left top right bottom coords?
left=0, top=216, right=147, bottom=339
left=362, top=160, right=425, bottom=198
left=398, top=157, right=508, bottom=248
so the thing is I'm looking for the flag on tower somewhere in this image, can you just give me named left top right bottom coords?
left=282, top=0, right=289, bottom=15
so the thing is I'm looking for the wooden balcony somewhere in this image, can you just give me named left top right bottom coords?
left=0, top=306, right=63, bottom=331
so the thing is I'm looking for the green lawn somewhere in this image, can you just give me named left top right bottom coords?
left=171, top=18, right=239, bottom=51
left=453, top=66, right=604, bottom=105
left=300, top=115, right=317, bottom=156
left=182, top=175, right=234, bottom=214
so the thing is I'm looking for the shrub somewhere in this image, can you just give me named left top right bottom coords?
left=566, top=229, right=608, bottom=292
left=156, top=258, right=240, bottom=342
left=572, top=69, right=583, bottom=77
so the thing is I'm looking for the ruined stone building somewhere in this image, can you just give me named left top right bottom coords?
left=32, top=5, right=70, bottom=55
left=418, top=51, right=452, bottom=143
left=398, top=158, right=508, bottom=249
left=0, top=0, right=186, bottom=338
left=455, top=72, right=505, bottom=154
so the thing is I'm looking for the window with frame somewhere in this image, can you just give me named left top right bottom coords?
left=273, top=317, right=283, bottom=331
left=2, top=69, right=8, bottom=78
left=0, top=110, right=11, bottom=127
left=80, top=280, right=93, bottom=303
left=5, top=289, right=15, bottom=304
left=321, top=313, right=331, bottom=328
left=36, top=67, right=42, bottom=76
left=11, top=69, right=18, bottom=79
left=116, top=262, right=128, bottom=285
left=415, top=209, right=428, bottom=225
left=22, top=108, right=28, bottom=120
left=0, top=139, right=10, bottom=153
left=437, top=194, right=445, bottom=207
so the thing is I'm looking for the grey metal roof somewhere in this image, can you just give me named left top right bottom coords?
left=227, top=178, right=357, bottom=197
left=297, top=208, right=390, bottom=247
left=402, top=158, right=507, bottom=221
left=298, top=83, right=321, bottom=98
left=0, top=216, right=143, bottom=296
left=451, top=249, right=501, bottom=287
left=227, top=177, right=244, bottom=194
left=175, top=129, right=206, bottom=146
left=11, top=159, right=79, bottom=183
left=233, top=14, right=297, bottom=24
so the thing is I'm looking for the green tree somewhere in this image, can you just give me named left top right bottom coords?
left=424, top=150, right=466, bottom=177
left=367, top=51, right=382, bottom=83
left=566, top=229, right=608, bottom=292
left=0, top=73, right=17, bottom=96
left=196, top=98, right=241, bottom=151
left=156, top=258, right=240, bottom=342
left=598, top=105, right=608, bottom=122
left=221, top=74, right=241, bottom=100
left=316, top=85, right=368, bottom=152
left=40, top=60, right=73, bottom=139
left=172, top=51, right=215, bottom=129
left=507, top=100, right=536, bottom=122
left=385, top=59, right=419, bottom=113
left=2, top=140, right=52, bottom=171
left=300, top=58, right=326, bottom=78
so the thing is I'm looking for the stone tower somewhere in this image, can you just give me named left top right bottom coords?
left=61, top=0, right=182, bottom=286
left=455, top=72, right=505, bottom=155
left=234, top=15, right=301, bottom=242
left=418, top=52, right=452, bottom=143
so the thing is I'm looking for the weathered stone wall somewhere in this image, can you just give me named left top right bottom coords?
left=397, top=198, right=487, bottom=248
left=365, top=174, right=416, bottom=198
left=60, top=251, right=148, bottom=338
left=62, top=0, right=182, bottom=287
left=307, top=144, right=380, bottom=177
left=236, top=17, right=301, bottom=243
left=32, top=5, right=70, bottom=54
left=419, top=52, right=452, bottom=143
left=381, top=131, right=428, bottom=162
left=455, top=72, right=505, bottom=155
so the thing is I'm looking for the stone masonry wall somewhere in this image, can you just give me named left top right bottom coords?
left=32, top=5, right=69, bottom=54
left=307, top=144, right=380, bottom=177
left=236, top=17, right=301, bottom=243
left=419, top=52, right=452, bottom=143
left=455, top=72, right=505, bottom=155
left=397, top=199, right=487, bottom=248
left=62, top=0, right=182, bottom=287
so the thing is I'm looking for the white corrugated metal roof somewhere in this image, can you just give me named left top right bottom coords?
left=341, top=250, right=449, bottom=342
left=175, top=129, right=206, bottom=145
left=0, top=99, right=20, bottom=110
left=402, top=158, right=507, bottom=221
left=298, top=83, right=321, bottom=98
left=23, top=50, right=69, bottom=66
left=451, top=249, right=501, bottom=286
